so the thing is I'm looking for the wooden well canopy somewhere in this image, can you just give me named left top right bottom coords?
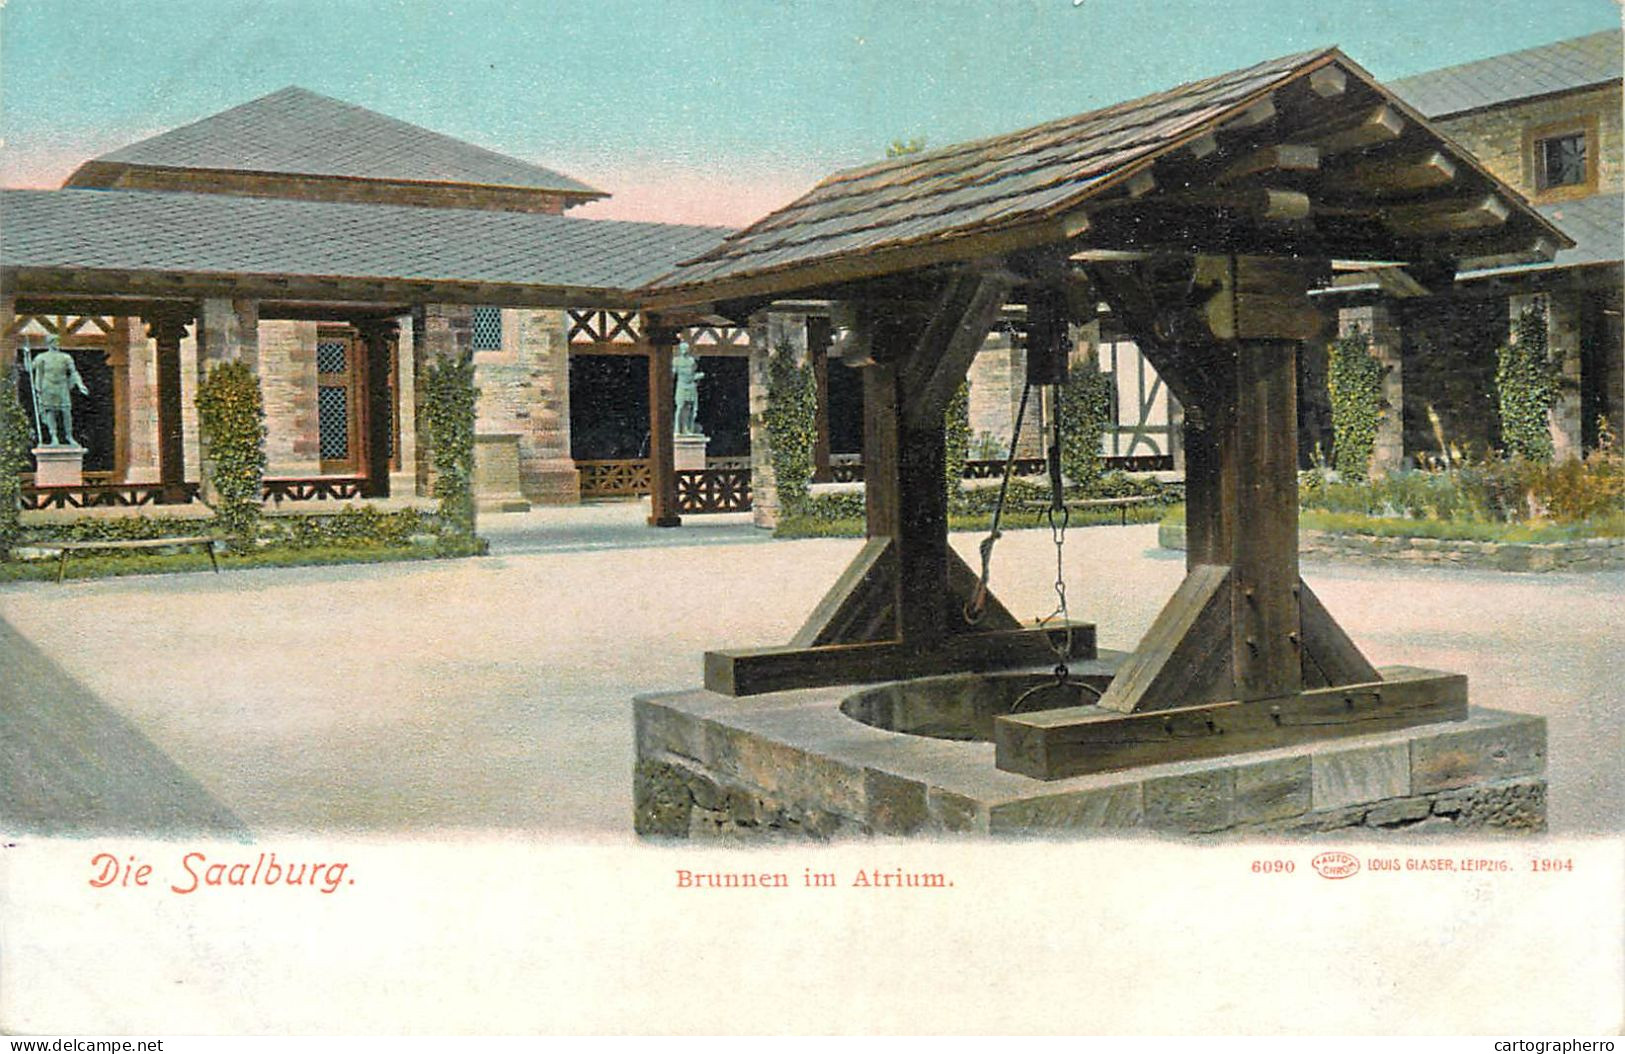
left=639, top=47, right=1570, bottom=778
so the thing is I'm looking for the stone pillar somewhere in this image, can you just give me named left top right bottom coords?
left=257, top=320, right=321, bottom=477
left=646, top=320, right=681, bottom=528
left=516, top=309, right=579, bottom=504
left=122, top=317, right=160, bottom=483
left=1337, top=302, right=1404, bottom=476
left=809, top=317, right=835, bottom=482
left=391, top=315, right=417, bottom=497
left=411, top=304, right=472, bottom=496
left=144, top=308, right=193, bottom=503
left=1543, top=291, right=1584, bottom=461
left=355, top=319, right=398, bottom=498
left=966, top=327, right=1017, bottom=456
left=197, top=298, right=259, bottom=376
left=746, top=311, right=810, bottom=529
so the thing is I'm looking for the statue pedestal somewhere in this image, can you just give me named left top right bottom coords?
left=673, top=433, right=710, bottom=471
left=32, top=445, right=86, bottom=488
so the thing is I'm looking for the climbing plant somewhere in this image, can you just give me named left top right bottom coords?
left=423, top=352, right=479, bottom=549
left=0, top=364, right=31, bottom=560
left=1496, top=301, right=1560, bottom=462
left=1327, top=326, right=1385, bottom=482
left=943, top=380, right=971, bottom=503
left=1058, top=358, right=1112, bottom=493
left=195, top=359, right=267, bottom=553
left=764, top=338, right=817, bottom=517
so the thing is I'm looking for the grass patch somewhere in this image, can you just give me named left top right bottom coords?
left=776, top=503, right=1167, bottom=540
left=0, top=542, right=466, bottom=584
left=1158, top=502, right=1622, bottom=544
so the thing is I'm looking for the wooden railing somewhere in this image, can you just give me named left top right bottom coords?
left=261, top=476, right=367, bottom=502
left=822, top=455, right=1173, bottom=483
left=577, top=458, right=652, bottom=497
left=676, top=468, right=751, bottom=513
left=20, top=482, right=199, bottom=510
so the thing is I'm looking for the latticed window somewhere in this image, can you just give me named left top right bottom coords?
left=472, top=306, right=503, bottom=351
left=316, top=339, right=347, bottom=374
left=1536, top=132, right=1587, bottom=190
left=318, top=386, right=350, bottom=459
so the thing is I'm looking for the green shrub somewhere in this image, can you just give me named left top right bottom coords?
left=195, top=360, right=267, bottom=552
left=765, top=339, right=816, bottom=516
left=1496, top=302, right=1560, bottom=462
left=1327, top=326, right=1385, bottom=482
left=0, top=364, right=32, bottom=560
left=944, top=381, right=970, bottom=505
left=423, top=353, right=478, bottom=547
left=1058, top=359, right=1111, bottom=491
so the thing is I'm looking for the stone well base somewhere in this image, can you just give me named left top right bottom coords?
left=633, top=663, right=1547, bottom=840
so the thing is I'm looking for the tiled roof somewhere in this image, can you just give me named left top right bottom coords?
left=0, top=188, right=728, bottom=294
left=646, top=46, right=1567, bottom=303
left=1388, top=30, right=1622, bottom=118
left=649, top=48, right=1339, bottom=296
left=83, top=87, right=603, bottom=197
left=1460, top=193, right=1623, bottom=279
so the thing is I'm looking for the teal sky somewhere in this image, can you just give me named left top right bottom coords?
left=2, top=0, right=1620, bottom=223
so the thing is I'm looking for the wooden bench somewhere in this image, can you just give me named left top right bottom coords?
left=40, top=536, right=219, bottom=583
left=1022, top=494, right=1163, bottom=525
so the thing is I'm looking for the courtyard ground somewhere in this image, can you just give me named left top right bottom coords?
left=1, top=500, right=1620, bottom=838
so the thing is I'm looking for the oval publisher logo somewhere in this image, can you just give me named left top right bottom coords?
left=1311, top=851, right=1361, bottom=880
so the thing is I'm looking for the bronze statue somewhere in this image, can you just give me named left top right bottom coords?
left=673, top=340, right=705, bottom=435
left=27, top=335, right=89, bottom=447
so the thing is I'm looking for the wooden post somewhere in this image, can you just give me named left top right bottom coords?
left=356, top=320, right=398, bottom=499
left=144, top=308, right=192, bottom=504
left=646, top=318, right=681, bottom=527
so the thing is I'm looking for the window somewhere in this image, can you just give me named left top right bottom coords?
left=472, top=306, right=503, bottom=351
left=1537, top=132, right=1587, bottom=190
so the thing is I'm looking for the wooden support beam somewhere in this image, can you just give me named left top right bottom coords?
left=1309, top=104, right=1405, bottom=155
left=1158, top=187, right=1312, bottom=223
left=1096, top=563, right=1235, bottom=714
left=1322, top=149, right=1457, bottom=195
left=1458, top=237, right=1560, bottom=271
left=1223, top=96, right=1276, bottom=132
left=645, top=319, right=681, bottom=527
left=144, top=308, right=192, bottom=504
left=900, top=271, right=1013, bottom=429
left=791, top=538, right=897, bottom=648
left=996, top=667, right=1466, bottom=780
left=1384, top=194, right=1509, bottom=235
left=1216, top=144, right=1320, bottom=185
left=1186, top=132, right=1219, bottom=160
left=1124, top=170, right=1158, bottom=198
left=1298, top=578, right=1380, bottom=688
left=946, top=548, right=1021, bottom=632
left=705, top=622, right=1096, bottom=697
left=356, top=320, right=398, bottom=498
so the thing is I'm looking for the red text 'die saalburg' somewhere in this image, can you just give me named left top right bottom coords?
left=89, top=852, right=352, bottom=894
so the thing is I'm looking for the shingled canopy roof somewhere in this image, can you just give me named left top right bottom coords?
left=66, top=86, right=604, bottom=201
left=2, top=188, right=727, bottom=306
left=643, top=46, right=1571, bottom=309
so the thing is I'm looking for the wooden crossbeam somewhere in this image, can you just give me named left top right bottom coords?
left=1309, top=104, right=1405, bottom=155
left=1222, top=96, right=1276, bottom=132
left=996, top=667, right=1466, bottom=780
left=901, top=271, right=1014, bottom=428
left=1216, top=144, right=1320, bottom=184
left=1322, top=150, right=1457, bottom=195
left=1308, top=66, right=1348, bottom=98
left=1384, top=194, right=1510, bottom=234
left=791, top=537, right=897, bottom=647
left=1096, top=563, right=1235, bottom=714
left=1298, top=578, right=1380, bottom=688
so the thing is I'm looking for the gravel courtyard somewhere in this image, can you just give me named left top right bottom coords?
left=2, top=504, right=1620, bottom=837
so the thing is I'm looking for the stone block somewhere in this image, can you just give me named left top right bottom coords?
left=633, top=699, right=709, bottom=764
left=1143, top=769, right=1234, bottom=833
left=1364, top=795, right=1433, bottom=828
left=1311, top=741, right=1409, bottom=811
left=864, top=768, right=928, bottom=835
left=1411, top=715, right=1545, bottom=794
left=1431, top=778, right=1547, bottom=831
left=1233, top=756, right=1311, bottom=824
left=926, top=788, right=986, bottom=834
left=988, top=784, right=1143, bottom=833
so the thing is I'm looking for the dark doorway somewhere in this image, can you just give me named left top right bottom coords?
left=569, top=353, right=649, bottom=460
left=695, top=356, right=748, bottom=457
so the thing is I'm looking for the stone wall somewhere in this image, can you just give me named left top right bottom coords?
left=257, top=320, right=321, bottom=476
left=747, top=312, right=809, bottom=529
left=1437, top=83, right=1623, bottom=198
left=472, top=308, right=578, bottom=504
left=120, top=319, right=160, bottom=484
left=1159, top=521, right=1625, bottom=573
left=1337, top=304, right=1405, bottom=475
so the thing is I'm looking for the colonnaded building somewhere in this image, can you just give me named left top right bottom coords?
left=3, top=29, right=1621, bottom=520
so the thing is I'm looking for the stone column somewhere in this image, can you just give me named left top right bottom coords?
left=144, top=308, right=193, bottom=503
left=516, top=309, right=579, bottom=503
left=197, top=298, right=259, bottom=376
left=809, top=317, right=835, bottom=482
left=391, top=315, right=417, bottom=497
left=355, top=319, right=398, bottom=498
left=1542, top=291, right=1584, bottom=460
left=745, top=311, right=810, bottom=529
left=411, top=304, right=472, bottom=496
left=122, top=317, right=160, bottom=484
left=257, top=320, right=321, bottom=477
left=1337, top=302, right=1404, bottom=476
